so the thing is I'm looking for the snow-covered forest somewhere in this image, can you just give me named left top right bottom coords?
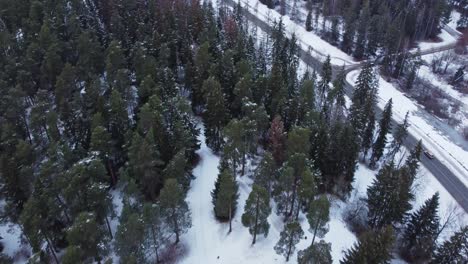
left=0, top=0, right=467, bottom=263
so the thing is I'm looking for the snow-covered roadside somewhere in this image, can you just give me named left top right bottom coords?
left=353, top=152, right=467, bottom=242
left=239, top=0, right=355, bottom=66
left=180, top=126, right=356, bottom=264
left=347, top=70, right=468, bottom=187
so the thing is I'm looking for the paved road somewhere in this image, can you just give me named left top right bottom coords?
left=225, top=0, right=468, bottom=212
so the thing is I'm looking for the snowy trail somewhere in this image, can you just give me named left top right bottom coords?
left=182, top=127, right=221, bottom=263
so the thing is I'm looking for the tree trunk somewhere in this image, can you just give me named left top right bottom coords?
left=107, top=159, right=117, bottom=186
left=105, top=216, right=113, bottom=239
left=173, top=208, right=180, bottom=244
left=229, top=203, right=232, bottom=233
left=44, top=234, right=59, bottom=264
left=286, top=234, right=293, bottom=262
left=288, top=179, right=298, bottom=217
left=252, top=196, right=260, bottom=245
left=311, top=218, right=320, bottom=246
left=241, top=152, right=246, bottom=176
left=151, top=225, right=160, bottom=263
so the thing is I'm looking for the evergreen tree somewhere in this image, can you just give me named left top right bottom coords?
left=367, top=163, right=414, bottom=229
left=404, top=140, right=423, bottom=181
left=128, top=130, right=164, bottom=200
left=114, top=204, right=146, bottom=263
left=370, top=99, right=393, bottom=167
left=160, top=178, right=191, bottom=244
left=340, top=226, right=394, bottom=264
left=212, top=168, right=239, bottom=232
left=401, top=193, right=440, bottom=262
left=268, top=116, right=286, bottom=165
left=349, top=63, right=378, bottom=149
left=274, top=221, right=304, bottom=262
left=298, top=240, right=333, bottom=264
left=65, top=212, right=107, bottom=263
left=254, top=152, right=277, bottom=195
left=430, top=226, right=468, bottom=264
left=142, top=203, right=168, bottom=263
left=203, top=77, right=228, bottom=152
left=163, top=150, right=191, bottom=189
left=306, top=10, right=313, bottom=32
left=387, top=112, right=409, bottom=161
left=274, top=166, right=296, bottom=216
left=307, top=196, right=330, bottom=246
left=353, top=3, right=370, bottom=60
left=242, top=185, right=271, bottom=244
left=223, top=119, right=248, bottom=176
left=451, top=66, right=465, bottom=85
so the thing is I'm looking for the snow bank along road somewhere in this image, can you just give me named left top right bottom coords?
left=224, top=0, right=468, bottom=212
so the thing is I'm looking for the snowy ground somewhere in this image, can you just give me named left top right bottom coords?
left=347, top=70, right=468, bottom=187
left=0, top=200, right=31, bottom=263
left=179, top=126, right=356, bottom=264
left=239, top=0, right=355, bottom=66
left=354, top=155, right=467, bottom=242
left=178, top=124, right=466, bottom=264
left=448, top=10, right=463, bottom=33
left=416, top=29, right=458, bottom=51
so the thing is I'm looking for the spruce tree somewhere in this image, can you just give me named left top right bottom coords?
left=160, top=178, right=191, bottom=244
left=274, top=221, right=304, bottom=262
left=212, top=169, right=239, bottom=232
left=404, top=140, right=423, bottom=182
left=370, top=99, right=393, bottom=167
left=242, top=185, right=271, bottom=244
left=306, top=10, right=313, bottom=32
left=223, top=119, right=247, bottom=176
left=367, top=163, right=414, bottom=229
left=349, top=63, right=378, bottom=147
left=401, top=193, right=440, bottom=262
left=128, top=130, right=164, bottom=200
left=387, top=112, right=409, bottom=161
left=353, top=3, right=370, bottom=60
left=298, top=240, right=333, bottom=264
left=430, top=226, right=468, bottom=264
left=203, top=77, right=228, bottom=152
left=340, top=226, right=394, bottom=264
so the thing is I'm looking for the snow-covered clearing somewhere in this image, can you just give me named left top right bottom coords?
left=180, top=126, right=356, bottom=264
left=347, top=70, right=468, bottom=187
